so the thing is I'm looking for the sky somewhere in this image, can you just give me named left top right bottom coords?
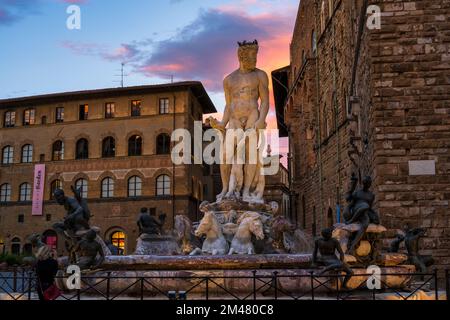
left=0, top=0, right=298, bottom=160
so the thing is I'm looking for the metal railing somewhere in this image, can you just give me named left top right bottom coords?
left=0, top=268, right=448, bottom=301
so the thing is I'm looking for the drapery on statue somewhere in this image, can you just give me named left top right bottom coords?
left=343, top=174, right=380, bottom=255
left=208, top=39, right=270, bottom=203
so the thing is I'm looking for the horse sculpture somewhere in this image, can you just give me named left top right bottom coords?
left=229, top=213, right=265, bottom=255
left=174, top=215, right=201, bottom=255
left=189, top=211, right=229, bottom=255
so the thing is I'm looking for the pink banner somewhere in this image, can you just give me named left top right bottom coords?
left=32, top=164, right=46, bottom=216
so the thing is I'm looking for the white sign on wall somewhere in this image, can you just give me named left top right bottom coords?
left=408, top=160, right=436, bottom=176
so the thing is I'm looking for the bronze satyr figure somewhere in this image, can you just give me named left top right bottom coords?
left=312, top=228, right=354, bottom=288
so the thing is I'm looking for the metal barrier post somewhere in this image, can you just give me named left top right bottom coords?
left=434, top=269, right=439, bottom=300
left=310, top=272, right=315, bottom=301
left=106, top=272, right=111, bottom=301
left=252, top=270, right=257, bottom=300
left=273, top=271, right=278, bottom=300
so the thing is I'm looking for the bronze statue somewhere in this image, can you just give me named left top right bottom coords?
left=389, top=225, right=434, bottom=273
left=343, top=175, right=380, bottom=254
left=312, top=228, right=354, bottom=288
left=72, top=229, right=105, bottom=270
left=52, top=187, right=91, bottom=236
left=137, top=208, right=166, bottom=236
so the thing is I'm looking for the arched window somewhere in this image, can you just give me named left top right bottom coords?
left=52, top=140, right=64, bottom=161
left=0, top=184, right=11, bottom=202
left=76, top=138, right=89, bottom=160
left=2, top=146, right=14, bottom=164
left=43, top=230, right=58, bottom=250
left=11, top=237, right=21, bottom=256
left=128, top=135, right=142, bottom=156
left=19, top=183, right=32, bottom=202
left=156, top=133, right=170, bottom=155
left=75, top=178, right=88, bottom=198
left=111, top=231, right=126, bottom=255
left=102, top=137, right=116, bottom=158
left=50, top=180, right=62, bottom=199
left=21, top=144, right=33, bottom=163
left=156, top=175, right=171, bottom=196
left=128, top=176, right=142, bottom=197
left=101, top=177, right=114, bottom=198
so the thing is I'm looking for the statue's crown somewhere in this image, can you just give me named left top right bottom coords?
left=238, top=39, right=259, bottom=47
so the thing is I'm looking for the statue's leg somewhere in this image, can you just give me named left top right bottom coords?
left=341, top=263, right=354, bottom=289
left=242, top=114, right=259, bottom=200
left=318, top=262, right=341, bottom=275
left=348, top=213, right=370, bottom=255
left=368, top=209, right=380, bottom=225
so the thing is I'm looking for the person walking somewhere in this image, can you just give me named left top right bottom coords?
left=35, top=246, right=60, bottom=301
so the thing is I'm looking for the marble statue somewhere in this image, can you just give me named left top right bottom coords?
left=209, top=39, right=270, bottom=203
left=228, top=213, right=265, bottom=255
left=312, top=228, right=354, bottom=288
left=190, top=211, right=229, bottom=255
left=174, top=215, right=201, bottom=255
left=343, top=175, right=380, bottom=255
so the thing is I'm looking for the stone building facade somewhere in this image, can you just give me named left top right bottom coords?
left=273, top=0, right=450, bottom=272
left=0, top=82, right=217, bottom=255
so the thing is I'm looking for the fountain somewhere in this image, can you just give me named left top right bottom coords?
left=35, top=40, right=430, bottom=297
